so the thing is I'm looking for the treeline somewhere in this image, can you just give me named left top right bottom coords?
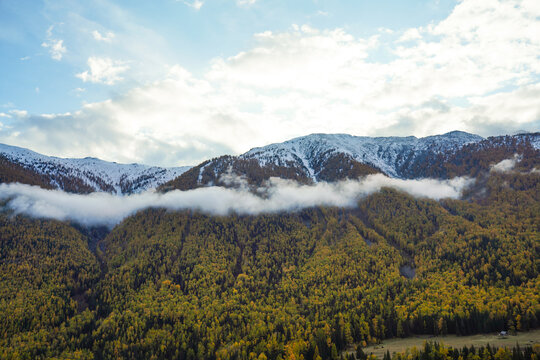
left=0, top=170, right=539, bottom=359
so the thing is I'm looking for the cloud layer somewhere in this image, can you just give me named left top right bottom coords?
left=0, top=174, right=472, bottom=227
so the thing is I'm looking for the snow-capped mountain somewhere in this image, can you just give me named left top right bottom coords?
left=161, top=131, right=540, bottom=192
left=161, top=131, right=496, bottom=191
left=0, top=143, right=191, bottom=194
left=241, top=131, right=484, bottom=179
left=2, top=131, right=538, bottom=194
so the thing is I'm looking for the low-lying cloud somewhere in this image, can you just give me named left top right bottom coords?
left=0, top=174, right=472, bottom=227
left=490, top=154, right=521, bottom=173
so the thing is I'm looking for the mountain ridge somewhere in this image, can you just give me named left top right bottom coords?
left=1, top=131, right=539, bottom=194
left=0, top=143, right=191, bottom=194
left=160, top=131, right=539, bottom=192
left=241, top=130, right=485, bottom=179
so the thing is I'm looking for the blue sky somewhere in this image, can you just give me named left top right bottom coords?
left=0, top=0, right=539, bottom=166
left=1, top=0, right=456, bottom=113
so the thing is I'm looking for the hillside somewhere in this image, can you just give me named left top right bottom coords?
left=1, top=165, right=538, bottom=359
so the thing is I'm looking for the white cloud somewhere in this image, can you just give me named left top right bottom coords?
left=41, top=25, right=66, bottom=60
left=0, top=174, right=472, bottom=227
left=237, top=0, right=257, bottom=6
left=490, top=154, right=521, bottom=173
left=76, top=57, right=129, bottom=85
left=376, top=83, right=540, bottom=137
left=20, top=56, right=30, bottom=61
left=41, top=38, right=66, bottom=60
left=182, top=0, right=203, bottom=10
left=44, top=2, right=171, bottom=85
left=92, top=30, right=115, bottom=42
left=9, top=109, right=28, bottom=118
left=378, top=27, right=394, bottom=34
left=398, top=28, right=422, bottom=42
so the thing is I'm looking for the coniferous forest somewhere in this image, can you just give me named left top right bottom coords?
left=0, top=167, right=538, bottom=359
left=2, top=0, right=540, bottom=357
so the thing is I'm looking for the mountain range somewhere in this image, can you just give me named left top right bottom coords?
left=0, top=131, right=538, bottom=194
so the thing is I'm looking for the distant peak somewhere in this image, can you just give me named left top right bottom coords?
left=440, top=130, right=481, bottom=137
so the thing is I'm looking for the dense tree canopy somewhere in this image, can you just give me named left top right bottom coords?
left=0, top=168, right=538, bottom=359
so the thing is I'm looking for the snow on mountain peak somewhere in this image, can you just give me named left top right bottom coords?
left=0, top=143, right=191, bottom=194
left=242, top=131, right=484, bottom=179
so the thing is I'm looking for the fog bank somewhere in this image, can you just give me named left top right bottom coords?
left=0, top=174, right=473, bottom=227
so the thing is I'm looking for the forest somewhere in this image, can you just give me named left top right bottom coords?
left=0, top=164, right=539, bottom=359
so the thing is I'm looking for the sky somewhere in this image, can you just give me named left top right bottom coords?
left=0, top=0, right=539, bottom=167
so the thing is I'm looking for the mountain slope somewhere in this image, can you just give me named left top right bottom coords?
left=0, top=154, right=54, bottom=190
left=243, top=130, right=484, bottom=178
left=400, top=132, right=540, bottom=179
left=5, top=169, right=537, bottom=359
left=0, top=143, right=191, bottom=194
left=159, top=131, right=485, bottom=191
left=161, top=132, right=540, bottom=192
